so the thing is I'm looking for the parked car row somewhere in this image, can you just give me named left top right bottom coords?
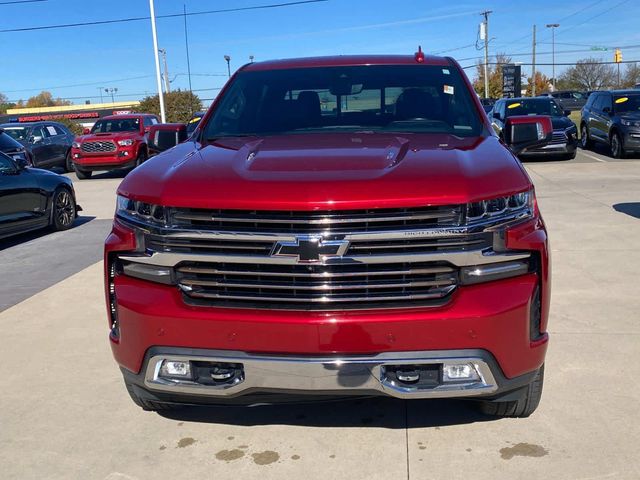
left=488, top=97, right=578, bottom=160
left=0, top=121, right=75, bottom=171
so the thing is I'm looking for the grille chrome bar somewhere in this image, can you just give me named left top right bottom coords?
left=81, top=140, right=116, bottom=153
left=179, top=278, right=456, bottom=291
left=176, top=265, right=455, bottom=278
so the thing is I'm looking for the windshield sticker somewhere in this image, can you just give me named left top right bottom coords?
left=46, top=126, right=57, bottom=136
left=444, top=85, right=454, bottom=95
left=615, top=97, right=628, bottom=104
left=507, top=102, right=521, bottom=109
left=442, top=69, right=450, bottom=75
left=189, top=117, right=202, bottom=123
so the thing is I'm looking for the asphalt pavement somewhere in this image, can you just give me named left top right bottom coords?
left=1, top=149, right=639, bottom=480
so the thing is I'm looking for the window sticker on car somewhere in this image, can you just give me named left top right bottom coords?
left=442, top=69, right=450, bottom=75
left=443, top=85, right=454, bottom=95
left=508, top=103, right=521, bottom=109
left=615, top=97, right=628, bottom=104
left=46, top=126, right=57, bottom=136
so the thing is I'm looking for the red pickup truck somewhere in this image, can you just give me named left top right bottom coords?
left=71, top=114, right=158, bottom=179
left=105, top=53, right=552, bottom=417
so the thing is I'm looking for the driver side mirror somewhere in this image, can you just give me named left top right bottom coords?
left=503, top=115, right=553, bottom=156
left=14, top=157, right=29, bottom=170
left=83, top=128, right=91, bottom=135
left=30, top=135, right=43, bottom=144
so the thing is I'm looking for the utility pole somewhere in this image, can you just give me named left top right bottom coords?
left=531, top=25, right=537, bottom=96
left=149, top=0, right=166, bottom=123
left=183, top=4, right=193, bottom=97
left=159, top=48, right=171, bottom=93
left=546, top=24, right=559, bottom=90
left=615, top=48, right=622, bottom=87
left=480, top=10, right=492, bottom=99
left=97, top=87, right=104, bottom=103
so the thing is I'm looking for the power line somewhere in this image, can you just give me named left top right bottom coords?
left=0, top=0, right=46, bottom=4
left=461, top=59, right=640, bottom=69
left=0, top=0, right=328, bottom=33
left=2, top=75, right=155, bottom=93
left=555, top=0, right=631, bottom=37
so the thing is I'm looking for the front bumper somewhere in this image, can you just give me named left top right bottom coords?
left=72, top=150, right=136, bottom=170
left=623, top=130, right=640, bottom=152
left=122, top=347, right=540, bottom=405
left=521, top=138, right=578, bottom=157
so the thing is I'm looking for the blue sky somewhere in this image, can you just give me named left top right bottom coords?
left=1, top=0, right=638, bottom=106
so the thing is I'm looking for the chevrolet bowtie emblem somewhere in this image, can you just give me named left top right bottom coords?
left=271, top=236, right=350, bottom=263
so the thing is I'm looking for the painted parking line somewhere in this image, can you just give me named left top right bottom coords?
left=579, top=151, right=608, bottom=163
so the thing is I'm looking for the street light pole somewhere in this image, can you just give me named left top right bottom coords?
left=546, top=23, right=559, bottom=90
left=158, top=48, right=171, bottom=94
left=149, top=0, right=166, bottom=123
left=480, top=10, right=492, bottom=99
left=224, top=55, right=231, bottom=77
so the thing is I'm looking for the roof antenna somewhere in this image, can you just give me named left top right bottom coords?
left=415, top=46, right=425, bottom=63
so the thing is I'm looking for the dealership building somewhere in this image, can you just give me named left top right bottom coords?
left=0, top=100, right=141, bottom=128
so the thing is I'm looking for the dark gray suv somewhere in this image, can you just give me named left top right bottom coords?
left=0, top=121, right=75, bottom=171
left=580, top=90, right=640, bottom=158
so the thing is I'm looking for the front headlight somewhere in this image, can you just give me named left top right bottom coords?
left=465, top=190, right=533, bottom=224
left=72, top=141, right=81, bottom=149
left=621, top=119, right=640, bottom=127
left=116, top=194, right=167, bottom=226
left=117, top=139, right=135, bottom=147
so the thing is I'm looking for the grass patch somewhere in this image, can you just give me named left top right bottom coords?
left=569, top=111, right=582, bottom=137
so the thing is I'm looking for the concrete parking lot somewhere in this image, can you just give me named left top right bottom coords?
left=1, top=148, right=639, bottom=480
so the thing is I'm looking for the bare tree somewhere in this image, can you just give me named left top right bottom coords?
left=557, top=58, right=616, bottom=90
left=622, top=62, right=640, bottom=88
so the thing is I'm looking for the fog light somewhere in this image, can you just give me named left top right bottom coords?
left=159, top=360, right=192, bottom=379
left=443, top=363, right=480, bottom=382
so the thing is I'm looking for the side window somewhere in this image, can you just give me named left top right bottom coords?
left=560, top=92, right=572, bottom=99
left=31, top=126, right=46, bottom=140
left=551, top=93, right=560, bottom=98
left=143, top=117, right=153, bottom=127
left=45, top=125, right=59, bottom=137
left=601, top=94, right=613, bottom=112
left=53, top=125, right=68, bottom=136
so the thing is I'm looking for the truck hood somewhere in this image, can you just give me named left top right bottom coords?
left=118, top=133, right=531, bottom=210
left=77, top=132, right=138, bottom=142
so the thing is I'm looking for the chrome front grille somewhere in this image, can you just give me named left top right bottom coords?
left=175, top=261, right=457, bottom=309
left=81, top=140, right=116, bottom=153
left=169, top=205, right=463, bottom=233
left=550, top=131, right=567, bottom=145
left=120, top=206, right=514, bottom=310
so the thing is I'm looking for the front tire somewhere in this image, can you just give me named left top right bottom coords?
left=135, top=147, right=148, bottom=167
left=64, top=150, right=73, bottom=172
left=75, top=168, right=92, bottom=180
left=580, top=124, right=592, bottom=149
left=610, top=131, right=625, bottom=159
left=51, top=187, right=76, bottom=231
left=478, top=365, right=544, bottom=418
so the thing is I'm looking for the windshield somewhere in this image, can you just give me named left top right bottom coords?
left=202, top=65, right=483, bottom=139
left=1, top=126, right=30, bottom=141
left=505, top=99, right=564, bottom=117
left=91, top=118, right=140, bottom=133
left=0, top=132, right=23, bottom=150
left=613, top=95, right=640, bottom=114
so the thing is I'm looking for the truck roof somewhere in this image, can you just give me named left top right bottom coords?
left=241, top=54, right=452, bottom=72
left=100, top=114, right=156, bottom=120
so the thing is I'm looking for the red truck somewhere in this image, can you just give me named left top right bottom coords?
left=71, top=113, right=159, bottom=179
left=105, top=53, right=552, bottom=417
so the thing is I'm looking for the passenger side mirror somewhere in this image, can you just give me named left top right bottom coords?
left=147, top=123, right=188, bottom=155
left=502, top=115, right=553, bottom=156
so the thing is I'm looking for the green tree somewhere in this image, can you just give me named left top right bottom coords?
left=25, top=91, right=71, bottom=108
left=473, top=53, right=514, bottom=99
left=137, top=90, right=202, bottom=123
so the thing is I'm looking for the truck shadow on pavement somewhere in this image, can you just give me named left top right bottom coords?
left=613, top=203, right=640, bottom=219
left=160, top=397, right=495, bottom=429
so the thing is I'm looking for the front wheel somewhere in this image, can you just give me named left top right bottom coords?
left=51, top=187, right=76, bottom=231
left=135, top=148, right=148, bottom=167
left=64, top=150, right=73, bottom=172
left=580, top=124, right=592, bottom=149
left=478, top=365, right=544, bottom=418
left=610, top=132, right=625, bottom=159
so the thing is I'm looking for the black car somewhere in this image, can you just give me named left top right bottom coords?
left=580, top=90, right=640, bottom=158
left=0, top=121, right=75, bottom=171
left=0, top=152, right=79, bottom=240
left=186, top=111, right=206, bottom=135
left=537, top=90, right=587, bottom=112
left=490, top=97, right=578, bottom=159
left=0, top=130, right=31, bottom=166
